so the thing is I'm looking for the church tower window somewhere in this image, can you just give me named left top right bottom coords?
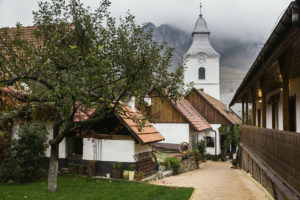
left=198, top=67, right=205, bottom=80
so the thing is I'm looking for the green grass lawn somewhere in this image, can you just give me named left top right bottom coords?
left=0, top=174, right=193, bottom=200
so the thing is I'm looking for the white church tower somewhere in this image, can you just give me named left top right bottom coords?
left=183, top=4, right=221, bottom=100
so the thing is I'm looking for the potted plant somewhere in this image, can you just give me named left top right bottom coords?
left=231, top=159, right=238, bottom=169
left=135, top=171, right=144, bottom=181
left=112, top=162, right=122, bottom=179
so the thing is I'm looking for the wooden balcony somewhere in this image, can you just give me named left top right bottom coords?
left=240, top=125, right=300, bottom=196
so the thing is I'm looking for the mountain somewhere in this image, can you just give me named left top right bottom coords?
left=146, top=23, right=262, bottom=105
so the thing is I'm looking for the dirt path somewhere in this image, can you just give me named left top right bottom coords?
left=151, top=161, right=271, bottom=200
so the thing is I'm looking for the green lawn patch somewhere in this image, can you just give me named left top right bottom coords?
left=0, top=174, right=193, bottom=200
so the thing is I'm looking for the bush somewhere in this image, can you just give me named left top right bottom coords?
left=197, top=140, right=206, bottom=160
left=193, top=150, right=201, bottom=162
left=0, top=124, right=48, bottom=183
left=162, top=157, right=180, bottom=174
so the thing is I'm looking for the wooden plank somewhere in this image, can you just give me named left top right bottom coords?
left=241, top=125, right=300, bottom=194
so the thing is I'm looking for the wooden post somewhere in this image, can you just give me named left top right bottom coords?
left=279, top=56, right=290, bottom=131
left=242, top=100, right=245, bottom=125
left=251, top=86, right=256, bottom=126
left=246, top=97, right=249, bottom=125
left=261, top=78, right=267, bottom=128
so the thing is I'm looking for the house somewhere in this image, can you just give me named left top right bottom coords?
left=230, top=1, right=300, bottom=199
left=5, top=93, right=164, bottom=175
left=144, top=89, right=216, bottom=154
left=68, top=102, right=164, bottom=176
left=186, top=88, right=241, bottom=154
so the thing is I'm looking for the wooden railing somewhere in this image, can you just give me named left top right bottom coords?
left=241, top=125, right=300, bottom=194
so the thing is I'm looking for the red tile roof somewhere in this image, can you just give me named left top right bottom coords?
left=172, top=98, right=211, bottom=132
left=117, top=104, right=164, bottom=144
left=74, top=103, right=164, bottom=144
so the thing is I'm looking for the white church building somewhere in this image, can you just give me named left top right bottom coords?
left=149, top=7, right=241, bottom=156
left=183, top=7, right=220, bottom=100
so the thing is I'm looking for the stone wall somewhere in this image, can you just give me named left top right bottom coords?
left=179, top=154, right=199, bottom=173
left=239, top=144, right=300, bottom=200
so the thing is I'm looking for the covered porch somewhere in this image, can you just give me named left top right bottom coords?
left=230, top=1, right=300, bottom=199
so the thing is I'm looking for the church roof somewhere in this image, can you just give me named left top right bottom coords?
left=192, top=14, right=210, bottom=35
left=185, top=14, right=220, bottom=57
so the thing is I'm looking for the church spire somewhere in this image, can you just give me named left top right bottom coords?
left=200, top=3, right=202, bottom=16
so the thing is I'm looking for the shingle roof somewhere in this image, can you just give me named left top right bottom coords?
left=172, top=98, right=211, bottom=132
left=194, top=89, right=242, bottom=125
left=117, top=104, right=164, bottom=144
left=0, top=26, right=37, bottom=43
left=74, top=103, right=164, bottom=144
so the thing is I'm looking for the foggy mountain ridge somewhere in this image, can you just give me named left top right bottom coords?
left=146, top=22, right=262, bottom=105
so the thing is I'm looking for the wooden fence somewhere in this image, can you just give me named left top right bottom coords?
left=241, top=125, right=300, bottom=194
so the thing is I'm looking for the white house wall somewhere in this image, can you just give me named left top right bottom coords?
left=153, top=123, right=190, bottom=144
left=134, top=143, right=151, bottom=154
left=258, top=76, right=300, bottom=132
left=82, top=138, right=138, bottom=163
left=290, top=77, right=300, bottom=133
left=45, top=125, right=67, bottom=158
left=189, top=125, right=221, bottom=156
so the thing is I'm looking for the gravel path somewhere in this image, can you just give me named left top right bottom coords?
left=151, top=161, right=271, bottom=200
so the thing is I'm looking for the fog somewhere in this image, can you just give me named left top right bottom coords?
left=0, top=0, right=292, bottom=41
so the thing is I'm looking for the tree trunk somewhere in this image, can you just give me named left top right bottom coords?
left=48, top=143, right=59, bottom=192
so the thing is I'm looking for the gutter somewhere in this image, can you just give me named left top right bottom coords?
left=211, top=129, right=217, bottom=156
left=229, top=1, right=299, bottom=107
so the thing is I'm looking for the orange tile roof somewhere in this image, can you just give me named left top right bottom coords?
left=74, top=103, right=164, bottom=144
left=172, top=98, right=211, bottom=132
left=117, top=104, right=164, bottom=144
left=193, top=89, right=242, bottom=125
left=0, top=26, right=37, bottom=43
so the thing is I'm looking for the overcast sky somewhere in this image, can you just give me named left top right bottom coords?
left=0, top=0, right=292, bottom=41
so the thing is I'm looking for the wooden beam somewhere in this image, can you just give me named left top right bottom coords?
left=246, top=97, right=249, bottom=125
left=261, top=78, right=267, bottom=128
left=279, top=54, right=290, bottom=131
left=251, top=86, right=257, bottom=126
left=242, top=100, right=245, bottom=125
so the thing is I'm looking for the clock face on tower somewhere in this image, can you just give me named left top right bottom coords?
left=197, top=53, right=207, bottom=63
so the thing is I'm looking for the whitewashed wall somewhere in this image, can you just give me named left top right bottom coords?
left=290, top=77, right=300, bottom=133
left=265, top=88, right=283, bottom=130
left=194, top=124, right=221, bottom=155
left=183, top=57, right=220, bottom=100
left=82, top=138, right=150, bottom=163
left=45, top=125, right=66, bottom=158
left=12, top=123, right=67, bottom=158
left=153, top=123, right=189, bottom=144
left=258, top=76, right=300, bottom=132
left=134, top=143, right=151, bottom=154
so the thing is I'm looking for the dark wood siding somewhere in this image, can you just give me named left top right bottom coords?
left=241, top=125, right=300, bottom=194
left=147, top=91, right=186, bottom=123
left=186, top=92, right=231, bottom=125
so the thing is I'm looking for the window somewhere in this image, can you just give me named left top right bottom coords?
left=205, top=136, right=215, bottom=147
left=198, top=67, right=205, bottom=80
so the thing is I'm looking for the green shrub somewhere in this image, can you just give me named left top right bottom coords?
left=162, top=157, right=180, bottom=174
left=197, top=140, right=206, bottom=160
left=193, top=150, right=201, bottom=162
left=0, top=124, right=48, bottom=183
